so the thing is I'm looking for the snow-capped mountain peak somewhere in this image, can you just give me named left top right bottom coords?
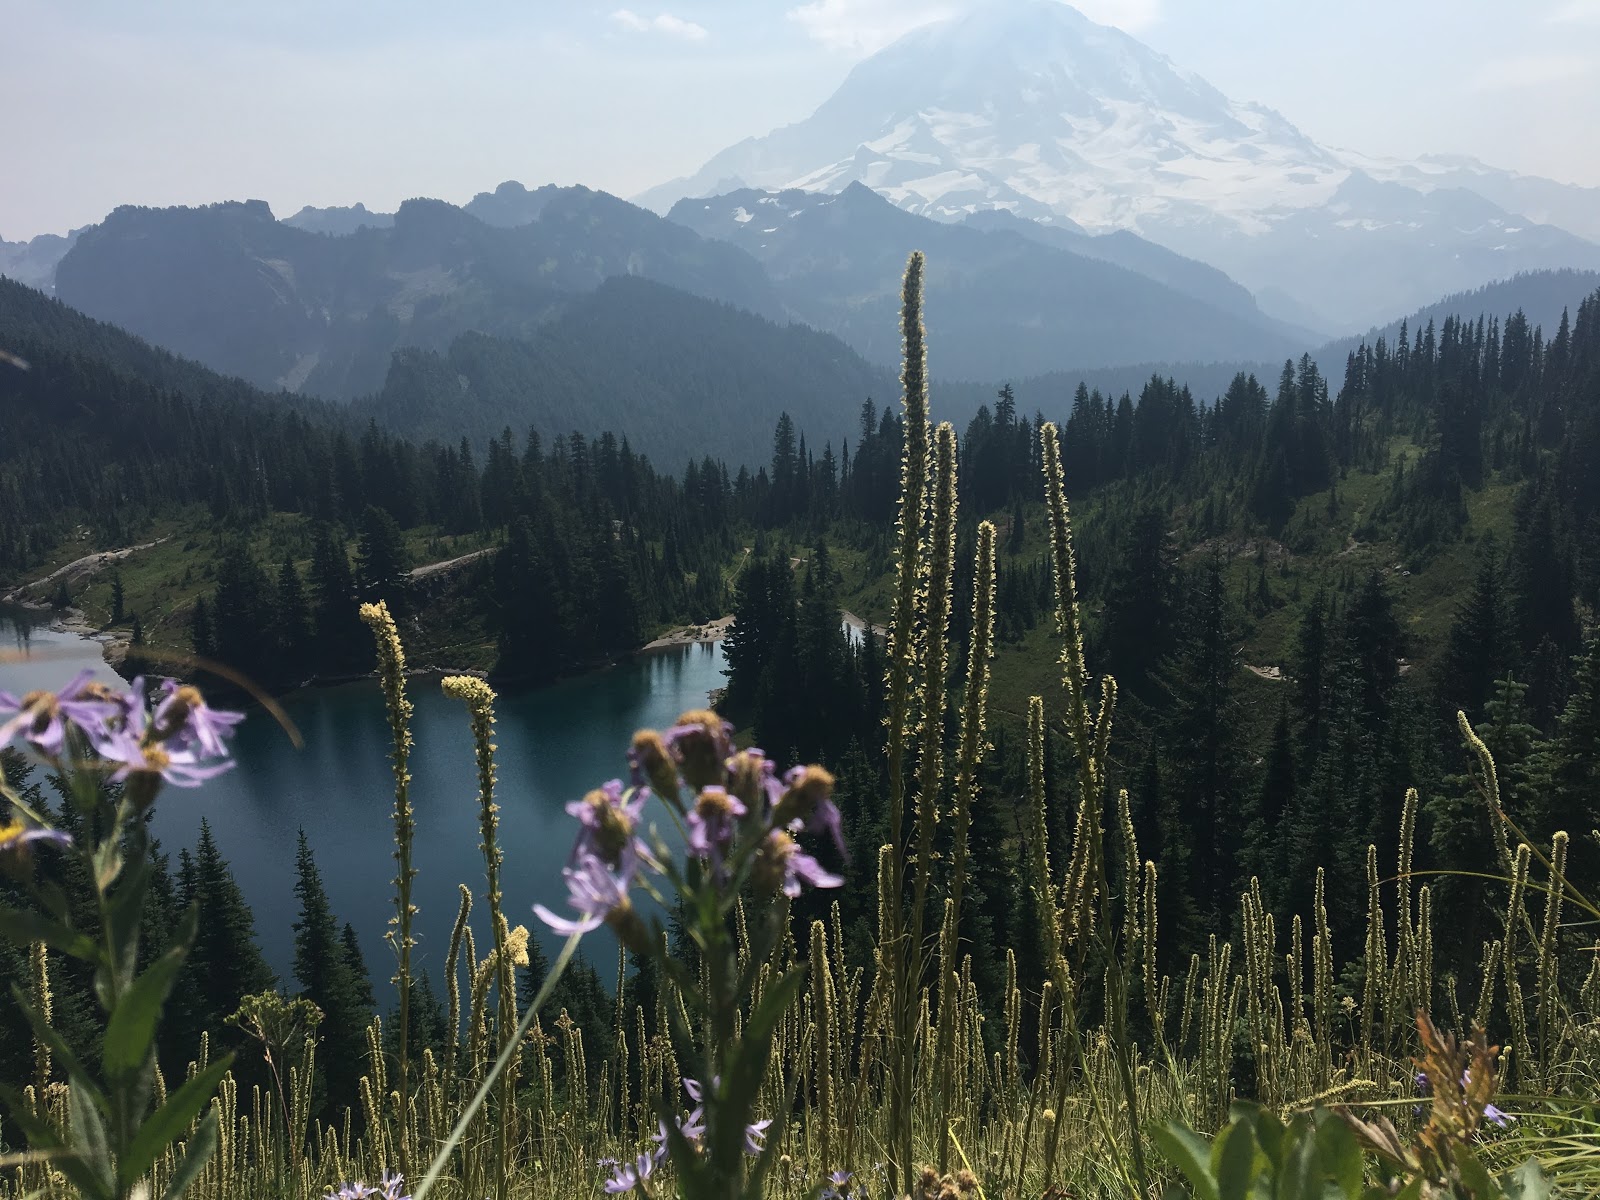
left=638, top=0, right=1600, bottom=329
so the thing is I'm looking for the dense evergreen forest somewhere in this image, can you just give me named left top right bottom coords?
left=3, top=274, right=1600, bottom=1143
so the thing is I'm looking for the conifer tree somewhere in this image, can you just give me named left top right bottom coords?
left=357, top=504, right=410, bottom=614
left=1158, top=557, right=1245, bottom=936
left=166, top=820, right=276, bottom=1072
left=1539, top=633, right=1600, bottom=890
left=273, top=555, right=314, bottom=677
left=308, top=523, right=364, bottom=665
left=1438, top=547, right=1511, bottom=720
left=212, top=538, right=277, bottom=684
left=292, top=831, right=371, bottom=1121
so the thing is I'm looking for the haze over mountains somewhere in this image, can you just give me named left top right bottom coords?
left=3, top=0, right=1598, bottom=449
left=637, top=0, right=1600, bottom=332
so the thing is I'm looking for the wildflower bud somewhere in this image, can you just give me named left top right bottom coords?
left=728, top=748, right=780, bottom=815
left=773, top=764, right=835, bottom=828
left=630, top=729, right=681, bottom=801
left=752, top=831, right=794, bottom=898
left=124, top=761, right=164, bottom=813
left=955, top=1169, right=978, bottom=1195
left=150, top=684, right=203, bottom=740
left=1041, top=1108, right=1056, bottom=1124
left=605, top=901, right=653, bottom=959
left=665, top=709, right=732, bottom=790
left=582, top=787, right=639, bottom=863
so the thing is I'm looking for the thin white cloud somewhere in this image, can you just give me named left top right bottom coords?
left=1474, top=52, right=1593, bottom=90
left=785, top=0, right=954, bottom=54
left=610, top=9, right=709, bottom=41
left=786, top=0, right=1160, bottom=55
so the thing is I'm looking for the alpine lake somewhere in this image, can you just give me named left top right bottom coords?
left=0, top=603, right=729, bottom=990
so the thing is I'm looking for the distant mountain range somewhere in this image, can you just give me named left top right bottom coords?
left=667, top=182, right=1306, bottom=378
left=636, top=0, right=1600, bottom=332
left=28, top=176, right=1317, bottom=393
left=51, top=186, right=781, bottom=398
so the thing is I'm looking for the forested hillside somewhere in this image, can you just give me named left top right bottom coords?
left=4, top=257, right=1600, bottom=1200
left=351, top=275, right=894, bottom=465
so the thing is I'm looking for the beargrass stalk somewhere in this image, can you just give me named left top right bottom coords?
left=934, top=519, right=994, bottom=1170
left=361, top=600, right=418, bottom=1179
left=1536, top=831, right=1569, bottom=1083
left=442, top=674, right=516, bottom=1200
left=909, top=421, right=959, bottom=1169
left=444, top=885, right=472, bottom=1080
left=882, top=249, right=931, bottom=1193
left=911, top=421, right=959, bottom=927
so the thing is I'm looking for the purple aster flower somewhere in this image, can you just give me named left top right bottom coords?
left=99, top=727, right=235, bottom=789
left=534, top=851, right=637, bottom=936
left=822, top=1170, right=855, bottom=1200
left=326, top=1183, right=376, bottom=1200
left=663, top=710, right=734, bottom=789
left=743, top=1117, right=773, bottom=1156
left=0, top=820, right=72, bottom=856
left=1483, top=1101, right=1511, bottom=1127
left=604, top=1152, right=656, bottom=1194
left=150, top=680, right=244, bottom=757
left=650, top=1106, right=708, bottom=1166
left=728, top=748, right=784, bottom=816
left=774, top=765, right=846, bottom=858
left=0, top=669, right=120, bottom=756
left=566, top=779, right=648, bottom=868
left=755, top=830, right=844, bottom=898
left=686, top=787, right=746, bottom=867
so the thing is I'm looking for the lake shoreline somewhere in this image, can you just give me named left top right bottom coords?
left=4, top=598, right=732, bottom=701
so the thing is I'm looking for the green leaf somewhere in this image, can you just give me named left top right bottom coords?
left=160, top=1107, right=219, bottom=1200
left=1312, top=1115, right=1363, bottom=1196
left=1498, top=1158, right=1553, bottom=1200
left=102, top=936, right=189, bottom=1084
left=68, top=1071, right=116, bottom=1200
left=119, top=1055, right=233, bottom=1188
left=1151, top=1122, right=1220, bottom=1200
left=1454, top=1149, right=1498, bottom=1200
left=1234, top=1102, right=1284, bottom=1168
left=8, top=986, right=106, bottom=1114
left=1211, top=1119, right=1259, bottom=1200
left=104, top=852, right=156, bottom=976
left=0, top=905, right=100, bottom=962
left=1275, top=1126, right=1320, bottom=1200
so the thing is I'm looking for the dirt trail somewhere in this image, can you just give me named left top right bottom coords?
left=3, top=538, right=168, bottom=602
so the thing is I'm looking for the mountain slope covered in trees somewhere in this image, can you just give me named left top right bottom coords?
left=351, top=275, right=895, bottom=467
left=53, top=188, right=784, bottom=398
left=668, top=183, right=1305, bottom=379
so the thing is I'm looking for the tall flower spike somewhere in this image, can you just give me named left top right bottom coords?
left=883, top=248, right=932, bottom=1192
left=935, top=518, right=994, bottom=1171
left=361, top=600, right=417, bottom=1178
left=911, top=421, right=959, bottom=934
left=441, top=673, right=516, bottom=1200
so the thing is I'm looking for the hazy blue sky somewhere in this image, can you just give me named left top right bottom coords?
left=5, top=0, right=1598, bottom=239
